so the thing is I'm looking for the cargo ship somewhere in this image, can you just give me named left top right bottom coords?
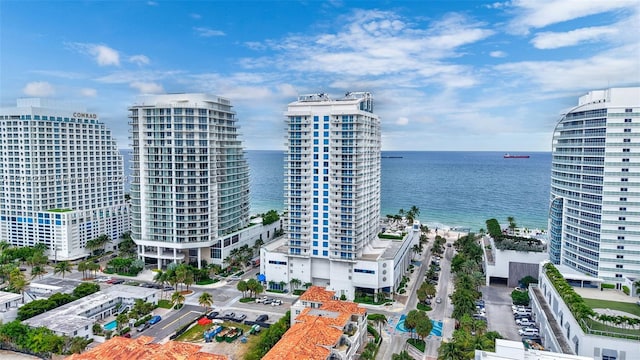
left=504, top=153, right=530, bottom=159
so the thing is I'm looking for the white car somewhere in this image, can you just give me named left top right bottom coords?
left=271, top=299, right=283, bottom=306
left=516, top=318, right=533, bottom=326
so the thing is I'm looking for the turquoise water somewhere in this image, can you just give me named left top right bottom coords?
left=104, top=320, right=117, bottom=331
left=395, top=315, right=443, bottom=337
left=122, top=150, right=552, bottom=231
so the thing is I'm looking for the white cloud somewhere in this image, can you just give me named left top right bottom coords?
left=506, top=0, right=637, bottom=34
left=23, top=81, right=55, bottom=97
left=532, top=26, right=619, bottom=49
left=130, top=81, right=164, bottom=94
left=490, top=50, right=507, bottom=58
left=395, top=117, right=409, bottom=126
left=191, top=13, right=201, bottom=19
left=147, top=1, right=157, bottom=6
left=67, top=43, right=120, bottom=66
left=494, top=44, right=640, bottom=92
left=80, top=88, right=97, bottom=97
left=194, top=27, right=226, bottom=37
left=129, top=55, right=150, bottom=65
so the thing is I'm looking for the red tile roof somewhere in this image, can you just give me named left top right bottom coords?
left=298, top=286, right=335, bottom=303
left=65, top=336, right=227, bottom=360
left=262, top=317, right=343, bottom=360
left=320, top=300, right=367, bottom=315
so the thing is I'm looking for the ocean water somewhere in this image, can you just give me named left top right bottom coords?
left=122, top=150, right=552, bottom=232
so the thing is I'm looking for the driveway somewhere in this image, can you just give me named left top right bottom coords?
left=481, top=285, right=520, bottom=341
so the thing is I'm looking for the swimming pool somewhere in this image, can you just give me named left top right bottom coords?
left=103, top=320, right=117, bottom=331
left=395, top=315, right=443, bottom=337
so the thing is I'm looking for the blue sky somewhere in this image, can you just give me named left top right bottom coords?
left=1, top=0, right=638, bottom=151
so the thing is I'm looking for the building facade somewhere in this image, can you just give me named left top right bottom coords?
left=129, top=94, right=252, bottom=268
left=0, top=99, right=129, bottom=260
left=529, top=262, right=639, bottom=359
left=549, top=87, right=640, bottom=283
left=260, top=92, right=417, bottom=300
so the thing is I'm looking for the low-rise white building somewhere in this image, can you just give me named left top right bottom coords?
left=261, top=221, right=419, bottom=300
left=475, top=339, right=594, bottom=360
left=0, top=290, right=22, bottom=323
left=23, top=284, right=160, bottom=339
left=529, top=261, right=639, bottom=360
left=483, top=236, right=549, bottom=286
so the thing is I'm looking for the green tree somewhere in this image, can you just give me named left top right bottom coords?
left=290, top=278, right=302, bottom=290
left=8, top=268, right=29, bottom=303
left=392, top=351, right=413, bottom=360
left=438, top=341, right=464, bottom=360
left=53, top=261, right=73, bottom=278
left=77, top=260, right=89, bottom=279
left=404, top=309, right=420, bottom=338
left=73, top=282, right=100, bottom=298
left=198, top=292, right=214, bottom=312
left=171, top=291, right=185, bottom=309
left=30, top=265, right=46, bottom=280
left=237, top=280, right=249, bottom=298
left=118, top=232, right=137, bottom=259
left=116, top=312, right=129, bottom=332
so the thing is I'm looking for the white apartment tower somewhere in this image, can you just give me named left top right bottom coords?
left=549, top=87, right=640, bottom=283
left=284, top=92, right=382, bottom=292
left=129, top=94, right=250, bottom=268
left=0, top=99, right=130, bottom=260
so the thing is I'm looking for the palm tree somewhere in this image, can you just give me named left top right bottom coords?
left=85, top=239, right=99, bottom=256
left=54, top=261, right=73, bottom=278
left=392, top=351, right=413, bottom=360
left=77, top=261, right=89, bottom=279
left=183, top=270, right=194, bottom=291
left=30, top=265, right=46, bottom=280
left=171, top=291, right=185, bottom=310
left=95, top=234, right=112, bottom=255
left=116, top=312, right=129, bottom=332
left=438, top=341, right=464, bottom=360
left=634, top=279, right=640, bottom=295
left=87, top=261, right=100, bottom=278
left=290, top=278, right=302, bottom=291
left=198, top=292, right=214, bottom=313
left=9, top=268, right=29, bottom=303
left=237, top=280, right=248, bottom=298
left=411, top=244, right=422, bottom=260
left=507, top=216, right=516, bottom=234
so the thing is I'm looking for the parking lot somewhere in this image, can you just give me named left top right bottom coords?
left=481, top=285, right=521, bottom=340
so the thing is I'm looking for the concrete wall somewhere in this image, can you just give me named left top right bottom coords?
left=485, top=246, right=547, bottom=286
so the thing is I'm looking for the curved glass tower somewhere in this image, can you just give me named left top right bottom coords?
left=549, top=87, right=640, bottom=282
left=129, top=94, right=250, bottom=268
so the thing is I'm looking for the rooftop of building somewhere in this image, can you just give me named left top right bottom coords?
left=0, top=290, right=22, bottom=305
left=263, top=317, right=342, bottom=360
left=24, top=285, right=159, bottom=333
left=475, top=339, right=593, bottom=360
left=29, top=277, right=83, bottom=295
left=65, top=336, right=228, bottom=360
left=299, top=286, right=336, bottom=303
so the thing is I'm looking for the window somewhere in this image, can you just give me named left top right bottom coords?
left=618, top=217, right=626, bottom=221
left=622, top=158, right=630, bottom=162
left=615, top=274, right=623, bottom=278
left=622, top=168, right=629, bottom=172
left=625, top=108, right=633, bottom=112
left=312, top=250, right=318, bottom=255
left=617, top=245, right=624, bottom=249
left=621, top=188, right=628, bottom=192
left=618, top=226, right=625, bottom=230
left=617, top=236, right=625, bottom=240
left=616, top=255, right=624, bottom=259
left=624, top=128, right=631, bottom=133
left=620, top=197, right=627, bottom=201
left=619, top=207, right=626, bottom=211
left=624, top=118, right=632, bottom=123
left=623, top=139, right=631, bottom=143
left=621, top=178, right=628, bottom=182
left=616, top=264, right=623, bottom=269
left=622, top=149, right=630, bottom=152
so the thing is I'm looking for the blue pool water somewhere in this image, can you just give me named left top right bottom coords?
left=395, top=315, right=443, bottom=337
left=104, top=320, right=117, bottom=331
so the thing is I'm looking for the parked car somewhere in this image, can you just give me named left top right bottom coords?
left=272, top=299, right=283, bottom=306
left=516, top=318, right=533, bottom=327
left=148, top=315, right=162, bottom=325
left=163, top=286, right=175, bottom=291
left=518, top=328, right=539, bottom=336
left=425, top=299, right=432, bottom=305
left=435, top=297, right=442, bottom=304
left=255, top=314, right=269, bottom=322
left=121, top=333, right=131, bottom=338
left=111, top=279, right=124, bottom=285
left=223, top=312, right=235, bottom=319
left=206, top=311, right=219, bottom=320
left=234, top=314, right=247, bottom=322
left=263, top=298, right=274, bottom=305
left=137, top=323, right=150, bottom=332
left=255, top=296, right=268, bottom=303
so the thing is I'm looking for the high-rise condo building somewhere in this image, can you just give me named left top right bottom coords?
left=549, top=87, right=640, bottom=283
left=129, top=94, right=259, bottom=269
left=261, top=92, right=419, bottom=300
left=0, top=98, right=130, bottom=260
